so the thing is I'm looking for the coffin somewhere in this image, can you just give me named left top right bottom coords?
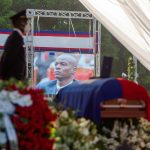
left=54, top=78, right=150, bottom=123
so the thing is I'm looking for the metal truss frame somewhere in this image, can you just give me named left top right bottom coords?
left=27, top=9, right=93, bottom=19
left=25, top=9, right=101, bottom=85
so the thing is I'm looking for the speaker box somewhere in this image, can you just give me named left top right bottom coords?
left=100, top=56, right=113, bottom=78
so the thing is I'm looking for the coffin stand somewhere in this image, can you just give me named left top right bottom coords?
left=101, top=99, right=146, bottom=118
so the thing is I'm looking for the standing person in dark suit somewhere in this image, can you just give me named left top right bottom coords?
left=36, top=54, right=79, bottom=95
left=0, top=10, right=28, bottom=81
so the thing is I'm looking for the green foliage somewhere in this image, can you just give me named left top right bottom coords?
left=54, top=109, right=106, bottom=150
left=0, top=0, right=13, bottom=29
left=0, top=0, right=13, bottom=14
left=0, top=78, right=29, bottom=90
left=101, top=26, right=131, bottom=77
left=10, top=0, right=87, bottom=31
left=11, top=0, right=85, bottom=12
left=137, top=62, right=150, bottom=92
left=127, top=56, right=136, bottom=81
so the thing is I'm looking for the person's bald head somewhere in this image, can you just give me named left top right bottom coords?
left=54, top=54, right=77, bottom=81
left=56, top=54, right=77, bottom=68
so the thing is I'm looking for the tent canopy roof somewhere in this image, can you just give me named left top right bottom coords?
left=79, top=0, right=150, bottom=70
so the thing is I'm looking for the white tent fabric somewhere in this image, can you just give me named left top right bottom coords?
left=79, top=0, right=150, bottom=70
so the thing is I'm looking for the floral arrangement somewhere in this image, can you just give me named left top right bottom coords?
left=127, top=56, right=136, bottom=81
left=0, top=79, right=57, bottom=150
left=101, top=118, right=150, bottom=150
left=1, top=79, right=150, bottom=150
left=53, top=107, right=150, bottom=150
left=54, top=109, right=106, bottom=150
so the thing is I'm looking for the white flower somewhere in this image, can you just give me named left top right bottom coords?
left=140, top=142, right=145, bottom=148
left=80, top=128, right=89, bottom=136
left=92, top=136, right=99, bottom=144
left=0, top=90, right=33, bottom=117
left=0, top=101, right=15, bottom=115
left=60, top=111, right=69, bottom=118
left=11, top=95, right=32, bottom=107
left=146, top=143, right=150, bottom=148
left=0, top=89, right=33, bottom=149
left=79, top=119, right=90, bottom=127
left=0, top=90, right=32, bottom=108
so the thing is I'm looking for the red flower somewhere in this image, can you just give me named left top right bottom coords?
left=2, top=85, right=58, bottom=150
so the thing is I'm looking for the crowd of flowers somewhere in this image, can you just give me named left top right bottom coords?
left=0, top=79, right=150, bottom=150
left=100, top=118, right=150, bottom=150
left=53, top=110, right=150, bottom=150
left=53, top=109, right=105, bottom=150
left=0, top=79, right=57, bottom=150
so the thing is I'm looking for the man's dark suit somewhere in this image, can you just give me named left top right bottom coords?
left=36, top=79, right=79, bottom=95
left=0, top=30, right=26, bottom=80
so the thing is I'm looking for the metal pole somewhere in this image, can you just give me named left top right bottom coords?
left=93, top=17, right=96, bottom=76
left=26, top=9, right=34, bottom=85
left=94, top=19, right=101, bottom=77
left=96, top=21, right=101, bottom=77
